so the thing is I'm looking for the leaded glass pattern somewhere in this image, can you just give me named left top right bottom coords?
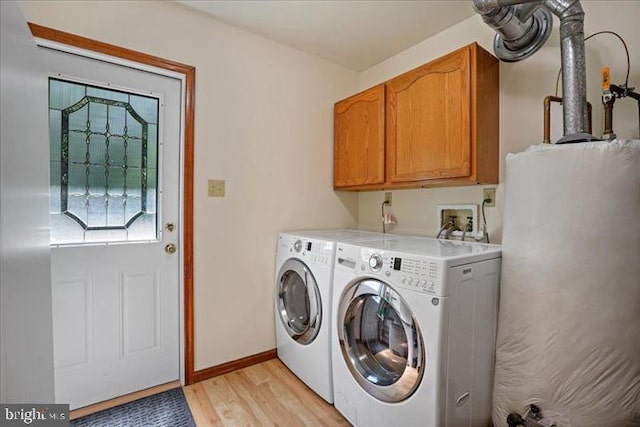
left=49, top=78, right=159, bottom=244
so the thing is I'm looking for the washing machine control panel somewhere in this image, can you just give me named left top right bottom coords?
left=359, top=249, right=443, bottom=295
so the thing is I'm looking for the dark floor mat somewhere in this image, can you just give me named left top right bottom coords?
left=71, top=388, right=195, bottom=427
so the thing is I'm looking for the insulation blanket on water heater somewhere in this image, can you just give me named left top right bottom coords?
left=493, top=140, right=640, bottom=427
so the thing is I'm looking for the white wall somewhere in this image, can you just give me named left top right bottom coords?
left=18, top=0, right=360, bottom=370
left=355, top=1, right=640, bottom=243
left=0, top=1, right=55, bottom=403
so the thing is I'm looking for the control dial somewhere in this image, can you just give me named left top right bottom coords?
left=293, top=240, right=303, bottom=252
left=369, top=254, right=383, bottom=271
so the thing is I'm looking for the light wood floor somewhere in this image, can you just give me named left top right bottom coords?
left=183, top=359, right=351, bottom=426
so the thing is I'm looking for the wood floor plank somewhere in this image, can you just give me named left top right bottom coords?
left=256, top=382, right=310, bottom=427
left=241, top=362, right=271, bottom=386
left=262, top=360, right=350, bottom=427
left=204, top=376, right=263, bottom=426
left=183, top=382, right=223, bottom=427
left=226, top=371, right=289, bottom=427
left=233, top=370, right=307, bottom=427
left=184, top=358, right=350, bottom=426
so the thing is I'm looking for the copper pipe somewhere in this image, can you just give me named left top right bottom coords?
left=543, top=96, right=592, bottom=143
left=543, top=96, right=562, bottom=143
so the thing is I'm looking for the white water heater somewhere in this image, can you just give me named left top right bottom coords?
left=493, top=140, right=640, bottom=427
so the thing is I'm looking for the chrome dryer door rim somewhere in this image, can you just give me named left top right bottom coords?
left=277, top=258, right=322, bottom=345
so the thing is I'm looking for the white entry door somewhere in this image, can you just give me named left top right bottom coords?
left=40, top=45, right=182, bottom=410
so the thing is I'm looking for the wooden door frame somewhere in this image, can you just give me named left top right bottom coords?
left=29, top=23, right=197, bottom=385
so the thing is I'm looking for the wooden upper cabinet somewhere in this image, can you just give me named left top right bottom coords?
left=387, top=46, right=471, bottom=182
left=334, top=84, right=385, bottom=189
left=333, top=42, right=498, bottom=190
left=387, top=43, right=498, bottom=187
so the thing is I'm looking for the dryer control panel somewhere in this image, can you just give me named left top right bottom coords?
left=279, top=235, right=334, bottom=267
left=357, top=248, right=446, bottom=296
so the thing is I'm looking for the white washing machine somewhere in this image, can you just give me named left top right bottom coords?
left=331, top=237, right=502, bottom=426
left=274, top=230, right=398, bottom=403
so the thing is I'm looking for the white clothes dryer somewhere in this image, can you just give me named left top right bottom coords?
left=274, top=230, right=397, bottom=403
left=331, top=237, right=502, bottom=426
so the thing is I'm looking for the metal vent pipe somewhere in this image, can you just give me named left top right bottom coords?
left=473, top=0, right=596, bottom=143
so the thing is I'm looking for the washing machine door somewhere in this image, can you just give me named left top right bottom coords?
left=276, top=258, right=322, bottom=345
left=337, top=279, right=425, bottom=403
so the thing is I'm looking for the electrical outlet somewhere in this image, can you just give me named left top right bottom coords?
left=208, top=179, right=225, bottom=197
left=482, top=188, right=495, bottom=207
left=384, top=192, right=392, bottom=206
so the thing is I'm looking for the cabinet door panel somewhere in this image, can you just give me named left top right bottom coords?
left=388, top=47, right=471, bottom=183
left=334, top=85, right=385, bottom=188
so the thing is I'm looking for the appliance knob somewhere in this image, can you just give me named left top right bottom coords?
left=293, top=240, right=303, bottom=252
left=369, top=254, right=383, bottom=271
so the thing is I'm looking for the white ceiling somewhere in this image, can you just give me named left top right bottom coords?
left=176, top=1, right=477, bottom=71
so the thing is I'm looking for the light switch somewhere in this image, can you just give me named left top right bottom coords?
left=208, top=179, right=225, bottom=197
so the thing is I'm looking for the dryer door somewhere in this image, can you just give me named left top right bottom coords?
left=276, top=258, right=322, bottom=345
left=337, top=279, right=425, bottom=403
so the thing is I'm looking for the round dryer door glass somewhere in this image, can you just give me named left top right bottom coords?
left=277, top=258, right=322, bottom=345
left=338, top=279, right=425, bottom=403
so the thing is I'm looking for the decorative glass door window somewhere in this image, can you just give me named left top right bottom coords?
left=49, top=78, right=159, bottom=244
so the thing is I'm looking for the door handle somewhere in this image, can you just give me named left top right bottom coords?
left=456, top=391, right=470, bottom=407
left=165, top=243, right=177, bottom=254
